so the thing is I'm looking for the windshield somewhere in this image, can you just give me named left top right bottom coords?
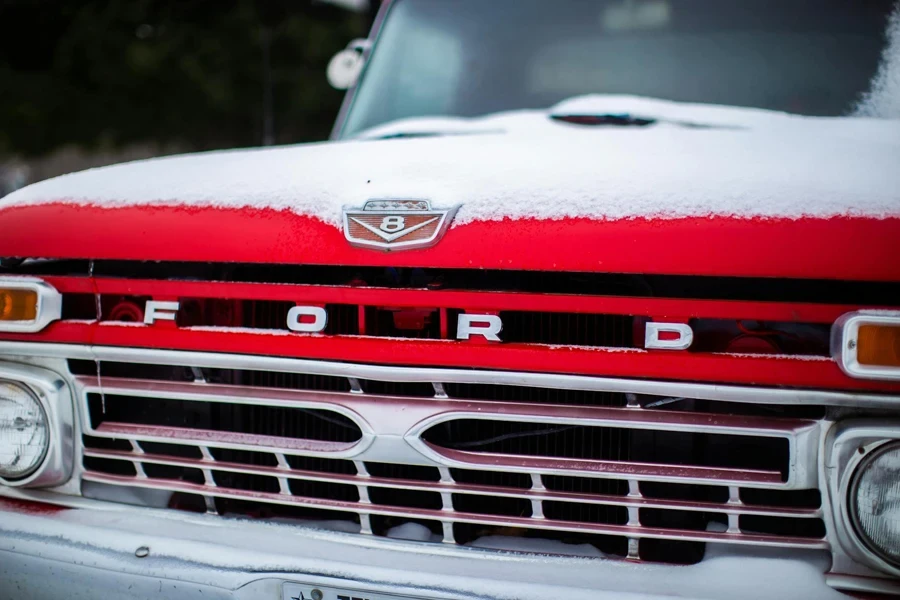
left=339, top=0, right=897, bottom=137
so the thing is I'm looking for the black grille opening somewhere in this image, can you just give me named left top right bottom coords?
left=169, top=493, right=208, bottom=513
left=139, top=442, right=203, bottom=460
left=498, top=311, right=634, bottom=348
left=640, top=482, right=730, bottom=503
left=453, top=523, right=628, bottom=557
left=324, top=304, right=360, bottom=335
left=212, top=471, right=279, bottom=493
left=371, top=516, right=442, bottom=540
left=286, top=455, right=358, bottom=475
left=206, top=368, right=351, bottom=393
left=83, top=456, right=136, bottom=476
left=453, top=494, right=532, bottom=518
left=740, top=515, right=826, bottom=539
left=143, top=463, right=205, bottom=485
left=214, top=497, right=360, bottom=525
left=210, top=448, right=277, bottom=467
left=365, top=306, right=442, bottom=339
left=68, top=359, right=98, bottom=376
left=543, top=475, right=628, bottom=497
left=629, top=429, right=789, bottom=481
left=38, top=260, right=892, bottom=306
left=450, top=469, right=532, bottom=489
left=289, top=478, right=360, bottom=502
left=239, top=299, right=292, bottom=330
left=96, top=362, right=196, bottom=382
left=689, top=318, right=830, bottom=357
left=369, top=487, right=442, bottom=510
left=359, top=380, right=435, bottom=398
left=444, top=383, right=627, bottom=408
left=640, top=508, right=727, bottom=532
left=82, top=435, right=133, bottom=451
left=366, top=463, right=441, bottom=482
left=82, top=361, right=351, bottom=393
left=61, top=293, right=97, bottom=320
left=544, top=501, right=628, bottom=525
left=87, top=394, right=362, bottom=444
left=423, top=420, right=634, bottom=462
left=644, top=397, right=827, bottom=421
left=639, top=538, right=705, bottom=565
left=739, top=488, right=821, bottom=509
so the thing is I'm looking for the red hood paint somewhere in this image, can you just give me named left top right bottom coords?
left=1, top=202, right=898, bottom=281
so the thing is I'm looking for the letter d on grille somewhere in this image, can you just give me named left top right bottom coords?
left=645, top=322, right=694, bottom=350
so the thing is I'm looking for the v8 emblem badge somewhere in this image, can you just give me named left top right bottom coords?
left=342, top=200, right=459, bottom=251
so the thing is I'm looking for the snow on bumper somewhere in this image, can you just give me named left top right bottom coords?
left=0, top=498, right=847, bottom=600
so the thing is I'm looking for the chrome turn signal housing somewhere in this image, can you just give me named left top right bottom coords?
left=832, top=311, right=900, bottom=381
left=0, top=277, right=62, bottom=333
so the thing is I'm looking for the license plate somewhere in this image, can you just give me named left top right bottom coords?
left=282, top=582, right=431, bottom=600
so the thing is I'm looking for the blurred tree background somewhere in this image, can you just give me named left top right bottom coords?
left=0, top=0, right=374, bottom=189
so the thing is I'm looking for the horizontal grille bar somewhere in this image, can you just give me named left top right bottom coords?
left=78, top=376, right=818, bottom=488
left=420, top=445, right=785, bottom=486
left=94, top=423, right=359, bottom=454
left=81, top=448, right=822, bottom=519
left=82, top=471, right=828, bottom=550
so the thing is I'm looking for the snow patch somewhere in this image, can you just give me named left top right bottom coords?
left=386, top=522, right=443, bottom=543
left=857, top=4, right=900, bottom=118
left=3, top=96, right=899, bottom=226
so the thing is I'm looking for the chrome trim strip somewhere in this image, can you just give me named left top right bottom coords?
left=1, top=342, right=896, bottom=408
left=832, top=311, right=900, bottom=381
left=0, top=277, right=63, bottom=333
left=81, top=447, right=823, bottom=519
left=81, top=470, right=830, bottom=550
left=95, top=422, right=360, bottom=455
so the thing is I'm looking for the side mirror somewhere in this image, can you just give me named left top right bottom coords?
left=327, top=38, right=371, bottom=90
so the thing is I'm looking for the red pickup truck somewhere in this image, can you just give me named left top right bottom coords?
left=1, top=1, right=899, bottom=599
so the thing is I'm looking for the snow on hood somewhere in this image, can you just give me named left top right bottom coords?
left=3, top=96, right=899, bottom=227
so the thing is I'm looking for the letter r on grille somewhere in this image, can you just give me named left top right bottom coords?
left=457, top=314, right=503, bottom=341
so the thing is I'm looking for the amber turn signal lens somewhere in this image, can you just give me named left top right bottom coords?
left=857, top=324, right=900, bottom=367
left=0, top=289, right=38, bottom=322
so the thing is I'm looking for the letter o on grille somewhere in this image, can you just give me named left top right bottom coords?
left=286, top=306, right=328, bottom=333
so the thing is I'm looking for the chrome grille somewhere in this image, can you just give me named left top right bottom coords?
left=72, top=355, right=829, bottom=563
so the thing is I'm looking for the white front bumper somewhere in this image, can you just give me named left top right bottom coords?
left=0, top=498, right=848, bottom=600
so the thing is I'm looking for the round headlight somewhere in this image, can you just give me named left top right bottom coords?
left=0, top=380, right=49, bottom=480
left=850, top=441, right=900, bottom=568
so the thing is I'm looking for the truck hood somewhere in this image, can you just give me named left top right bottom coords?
left=2, top=97, right=899, bottom=280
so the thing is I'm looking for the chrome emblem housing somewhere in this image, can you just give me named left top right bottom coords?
left=342, top=200, right=459, bottom=251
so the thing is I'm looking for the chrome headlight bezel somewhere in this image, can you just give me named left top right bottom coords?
left=0, top=363, right=73, bottom=488
left=846, top=440, right=900, bottom=570
left=830, top=421, right=900, bottom=578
